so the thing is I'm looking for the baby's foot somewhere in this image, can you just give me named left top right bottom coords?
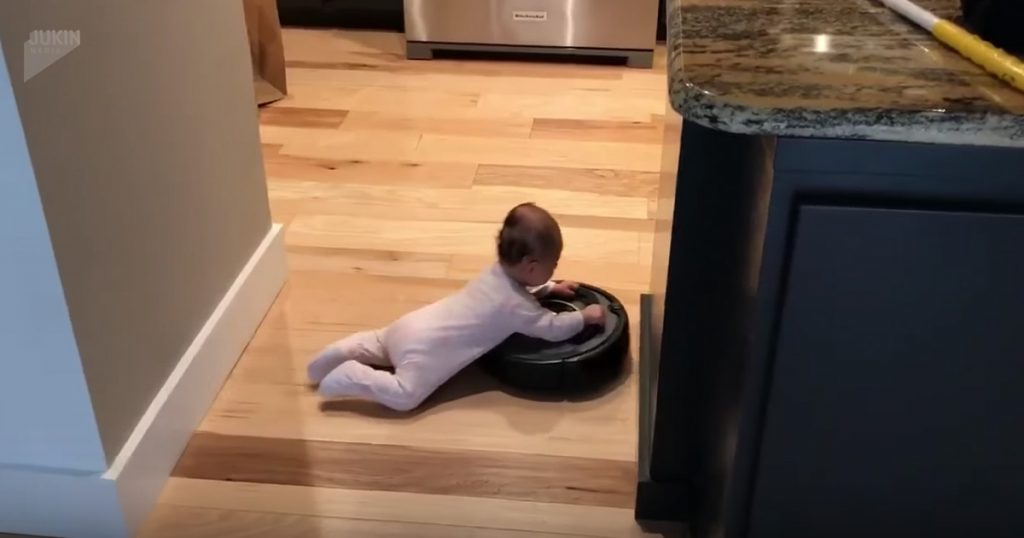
left=317, top=361, right=364, bottom=398
left=307, top=345, right=347, bottom=384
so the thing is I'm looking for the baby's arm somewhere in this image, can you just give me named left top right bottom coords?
left=527, top=281, right=555, bottom=298
left=528, top=280, right=578, bottom=298
left=510, top=301, right=584, bottom=342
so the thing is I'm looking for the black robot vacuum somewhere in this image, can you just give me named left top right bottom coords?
left=479, top=283, right=630, bottom=392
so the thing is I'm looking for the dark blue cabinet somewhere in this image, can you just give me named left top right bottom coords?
left=747, top=205, right=1024, bottom=538
left=639, top=120, right=1024, bottom=538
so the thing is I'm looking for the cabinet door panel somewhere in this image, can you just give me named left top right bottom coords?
left=748, top=205, right=1024, bottom=538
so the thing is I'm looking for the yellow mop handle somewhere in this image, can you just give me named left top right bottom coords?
left=932, top=19, right=1024, bottom=92
left=879, top=0, right=1024, bottom=93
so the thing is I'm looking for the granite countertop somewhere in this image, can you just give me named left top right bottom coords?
left=668, top=0, right=1024, bottom=147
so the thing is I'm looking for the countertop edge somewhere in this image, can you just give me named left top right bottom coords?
left=666, top=1, right=1024, bottom=148
left=669, top=73, right=1024, bottom=148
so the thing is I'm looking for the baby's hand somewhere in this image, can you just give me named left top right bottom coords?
left=550, top=280, right=579, bottom=297
left=582, top=304, right=606, bottom=326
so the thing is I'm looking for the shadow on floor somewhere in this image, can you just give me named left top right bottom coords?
left=317, top=355, right=633, bottom=418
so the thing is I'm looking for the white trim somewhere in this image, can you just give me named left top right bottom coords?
left=0, top=223, right=287, bottom=538
left=111, top=222, right=287, bottom=535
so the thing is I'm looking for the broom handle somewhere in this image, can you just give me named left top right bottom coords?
left=879, top=0, right=1024, bottom=93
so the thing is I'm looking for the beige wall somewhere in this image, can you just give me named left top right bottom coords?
left=0, top=0, right=272, bottom=463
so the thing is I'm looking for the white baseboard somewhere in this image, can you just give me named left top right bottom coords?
left=0, top=223, right=287, bottom=538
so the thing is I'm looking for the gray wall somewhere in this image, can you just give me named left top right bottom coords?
left=0, top=38, right=108, bottom=473
left=0, top=0, right=273, bottom=464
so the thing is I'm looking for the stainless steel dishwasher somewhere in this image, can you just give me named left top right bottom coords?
left=403, top=0, right=659, bottom=67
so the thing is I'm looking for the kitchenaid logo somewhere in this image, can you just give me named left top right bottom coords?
left=512, top=10, right=548, bottom=21
left=24, top=29, right=81, bottom=82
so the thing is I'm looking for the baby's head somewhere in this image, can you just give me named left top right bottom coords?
left=497, top=202, right=563, bottom=287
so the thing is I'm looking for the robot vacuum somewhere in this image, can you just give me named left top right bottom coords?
left=479, top=283, right=630, bottom=392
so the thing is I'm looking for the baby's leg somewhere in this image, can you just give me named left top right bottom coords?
left=317, top=356, right=440, bottom=412
left=307, top=329, right=389, bottom=384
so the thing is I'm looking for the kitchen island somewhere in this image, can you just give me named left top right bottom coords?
left=637, top=0, right=1024, bottom=537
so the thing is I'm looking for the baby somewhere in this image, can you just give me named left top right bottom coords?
left=307, top=202, right=606, bottom=411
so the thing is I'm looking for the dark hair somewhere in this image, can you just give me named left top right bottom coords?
left=496, top=203, right=562, bottom=265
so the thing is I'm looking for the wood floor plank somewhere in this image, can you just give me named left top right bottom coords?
left=139, top=505, right=596, bottom=538
left=264, top=152, right=478, bottom=189
left=284, top=65, right=657, bottom=94
left=285, top=246, right=452, bottom=280
left=198, top=375, right=638, bottom=462
left=267, top=181, right=648, bottom=224
left=159, top=479, right=656, bottom=538
left=255, top=271, right=467, bottom=332
left=280, top=83, right=481, bottom=116
left=476, top=90, right=664, bottom=123
left=552, top=214, right=655, bottom=234
left=172, top=432, right=635, bottom=508
left=260, top=125, right=423, bottom=162
left=269, top=84, right=362, bottom=111
left=640, top=234, right=654, bottom=266
left=474, top=165, right=659, bottom=199
left=213, top=326, right=346, bottom=386
left=261, top=143, right=283, bottom=158
left=270, top=199, right=653, bottom=232
left=259, top=106, right=349, bottom=129
left=340, top=110, right=533, bottom=139
left=415, top=134, right=662, bottom=172
left=282, top=57, right=626, bottom=81
left=343, top=87, right=481, bottom=114
left=266, top=127, right=661, bottom=173
left=531, top=118, right=664, bottom=144
left=286, top=215, right=643, bottom=263
left=447, top=255, right=650, bottom=292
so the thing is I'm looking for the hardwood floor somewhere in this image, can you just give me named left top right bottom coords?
left=139, top=28, right=669, bottom=537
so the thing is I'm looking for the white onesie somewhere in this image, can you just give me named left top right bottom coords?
left=308, top=262, right=585, bottom=411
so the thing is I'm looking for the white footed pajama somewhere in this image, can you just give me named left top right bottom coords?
left=308, top=263, right=583, bottom=411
